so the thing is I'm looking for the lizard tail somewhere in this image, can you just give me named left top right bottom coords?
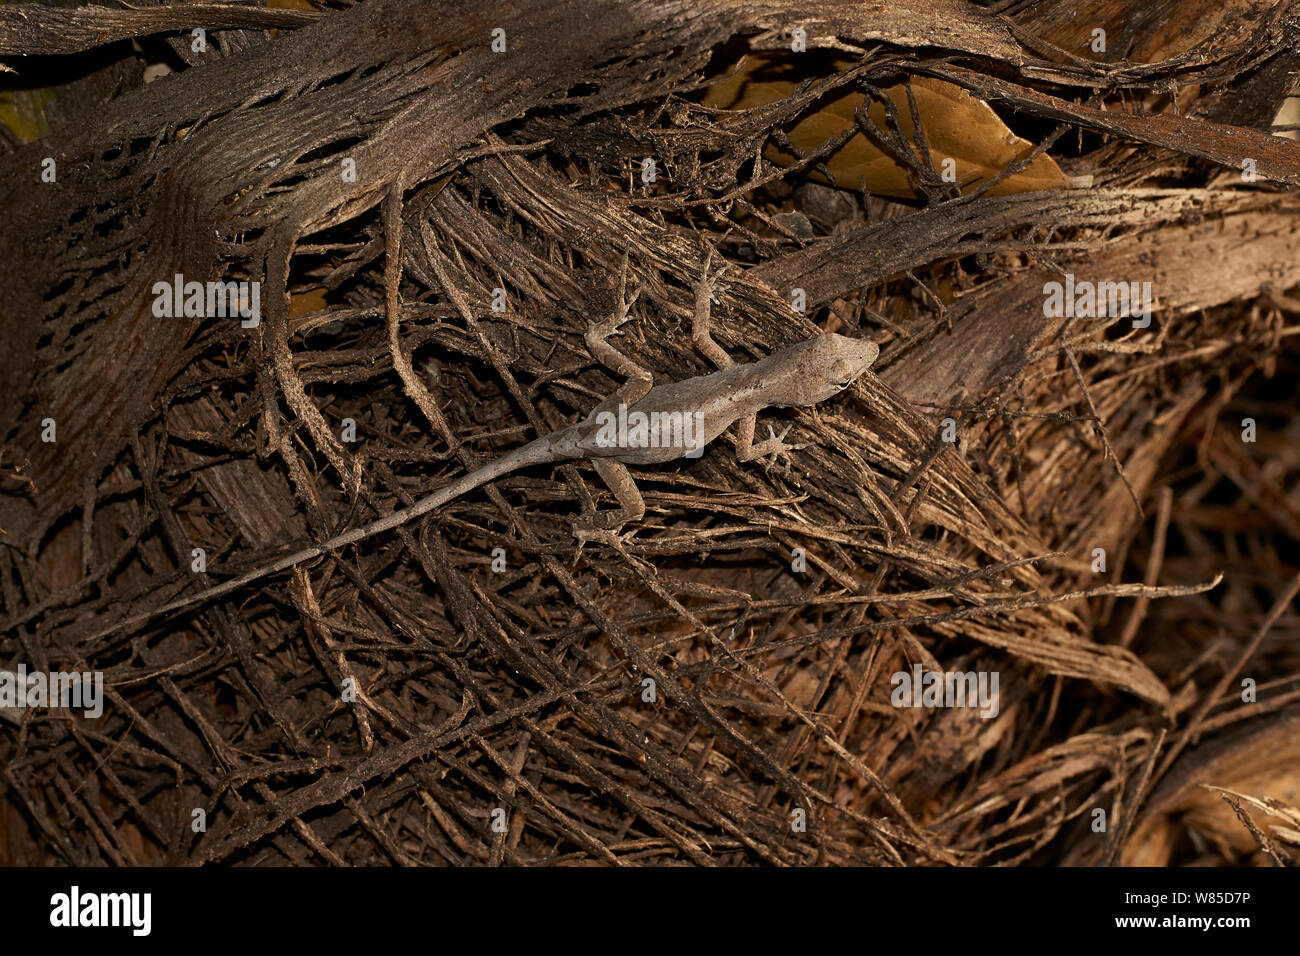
left=322, top=431, right=561, bottom=548
left=86, top=432, right=568, bottom=641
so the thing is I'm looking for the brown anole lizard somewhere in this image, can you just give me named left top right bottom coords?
left=87, top=254, right=879, bottom=640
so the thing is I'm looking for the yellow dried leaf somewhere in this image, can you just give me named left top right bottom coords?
left=704, top=55, right=1067, bottom=199
left=289, top=287, right=329, bottom=318
left=0, top=86, right=55, bottom=144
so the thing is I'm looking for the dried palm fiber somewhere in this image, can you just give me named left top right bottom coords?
left=0, top=0, right=1298, bottom=865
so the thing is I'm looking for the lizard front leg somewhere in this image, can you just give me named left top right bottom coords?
left=733, top=412, right=808, bottom=474
left=691, top=249, right=808, bottom=473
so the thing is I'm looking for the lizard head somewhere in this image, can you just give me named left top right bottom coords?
left=769, top=333, right=879, bottom=406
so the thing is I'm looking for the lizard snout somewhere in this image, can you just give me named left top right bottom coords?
left=827, top=336, right=880, bottom=387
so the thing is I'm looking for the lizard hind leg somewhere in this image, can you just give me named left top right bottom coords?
left=572, top=457, right=646, bottom=549
left=585, top=263, right=653, bottom=409
left=690, top=246, right=734, bottom=369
